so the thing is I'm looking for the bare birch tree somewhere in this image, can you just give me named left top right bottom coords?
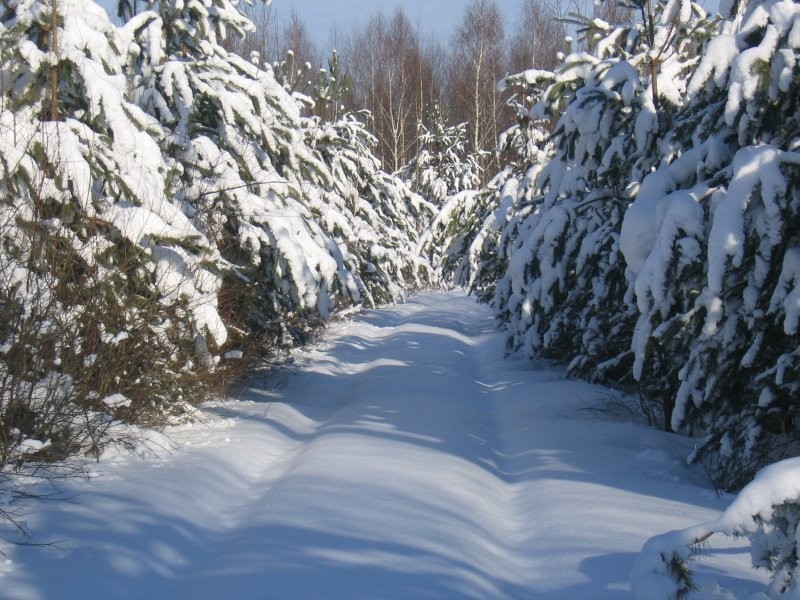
left=220, top=3, right=278, bottom=65
left=446, top=0, right=507, bottom=174
left=509, top=0, right=568, bottom=73
left=344, top=8, right=440, bottom=172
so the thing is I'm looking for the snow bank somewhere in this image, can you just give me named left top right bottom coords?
left=632, top=458, right=800, bottom=599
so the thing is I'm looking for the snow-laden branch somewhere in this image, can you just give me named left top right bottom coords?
left=632, top=458, right=800, bottom=599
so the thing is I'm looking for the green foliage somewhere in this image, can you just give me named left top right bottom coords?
left=400, top=104, right=482, bottom=206
left=313, top=50, right=352, bottom=122
left=0, top=0, right=432, bottom=502
left=437, top=0, right=800, bottom=491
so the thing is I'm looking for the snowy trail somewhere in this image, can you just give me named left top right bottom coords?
left=1, top=291, right=765, bottom=599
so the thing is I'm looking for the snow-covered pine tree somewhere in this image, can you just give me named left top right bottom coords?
left=303, top=111, right=436, bottom=304
left=415, top=188, right=486, bottom=285
left=446, top=66, right=557, bottom=300
left=624, top=0, right=800, bottom=489
left=406, top=102, right=492, bottom=286
left=272, top=48, right=314, bottom=100
left=620, top=95, right=732, bottom=435
left=633, top=458, right=800, bottom=598
left=0, top=0, right=219, bottom=465
left=123, top=0, right=356, bottom=347
left=400, top=104, right=481, bottom=206
left=123, top=0, right=434, bottom=351
left=273, top=50, right=435, bottom=304
left=489, top=0, right=702, bottom=387
left=311, top=50, right=351, bottom=123
left=0, top=0, right=434, bottom=477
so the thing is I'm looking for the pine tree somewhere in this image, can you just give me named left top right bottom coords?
left=123, top=1, right=363, bottom=344
left=454, top=67, right=557, bottom=300
left=0, top=0, right=218, bottom=466
left=303, top=110, right=436, bottom=304
left=0, top=0, right=435, bottom=478
left=311, top=50, right=352, bottom=123
left=123, top=0, right=436, bottom=345
left=400, top=104, right=481, bottom=206
left=445, top=0, right=712, bottom=418
left=489, top=5, right=674, bottom=384
left=623, top=0, right=800, bottom=488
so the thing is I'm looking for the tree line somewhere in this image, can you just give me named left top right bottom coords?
left=226, top=0, right=568, bottom=176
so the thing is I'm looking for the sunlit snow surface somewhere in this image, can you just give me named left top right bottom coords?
left=0, top=291, right=768, bottom=599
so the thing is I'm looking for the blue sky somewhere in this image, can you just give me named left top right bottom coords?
left=269, top=1, right=523, bottom=49
left=96, top=1, right=529, bottom=49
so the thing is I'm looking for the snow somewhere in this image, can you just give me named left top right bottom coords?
left=661, top=0, right=694, bottom=26
left=726, top=30, right=779, bottom=125
left=621, top=141, right=716, bottom=278
left=633, top=457, right=800, bottom=599
left=770, top=247, right=800, bottom=333
left=0, top=291, right=767, bottom=599
left=687, top=34, right=739, bottom=97
left=707, top=146, right=800, bottom=296
left=15, top=439, right=51, bottom=455
left=102, top=394, right=132, bottom=409
left=716, top=457, right=800, bottom=532
left=600, top=62, right=640, bottom=106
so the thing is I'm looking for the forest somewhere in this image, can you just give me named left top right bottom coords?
left=222, top=0, right=566, bottom=176
left=1, top=0, right=800, bottom=594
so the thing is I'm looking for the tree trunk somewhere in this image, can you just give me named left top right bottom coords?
left=48, top=0, right=60, bottom=121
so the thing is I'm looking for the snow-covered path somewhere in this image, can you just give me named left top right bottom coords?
left=2, top=292, right=765, bottom=599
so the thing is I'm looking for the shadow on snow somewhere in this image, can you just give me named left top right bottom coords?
left=4, top=292, right=757, bottom=599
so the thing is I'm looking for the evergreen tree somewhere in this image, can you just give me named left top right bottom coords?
left=0, top=0, right=217, bottom=465
left=623, top=0, right=800, bottom=488
left=311, top=50, right=352, bottom=123
left=453, top=67, right=557, bottom=300
left=416, top=188, right=487, bottom=284
left=441, top=0, right=712, bottom=423
left=125, top=1, right=373, bottom=345
left=400, top=104, right=481, bottom=206
left=488, top=0, right=705, bottom=386
left=0, top=0, right=434, bottom=477
left=303, top=110, right=437, bottom=304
